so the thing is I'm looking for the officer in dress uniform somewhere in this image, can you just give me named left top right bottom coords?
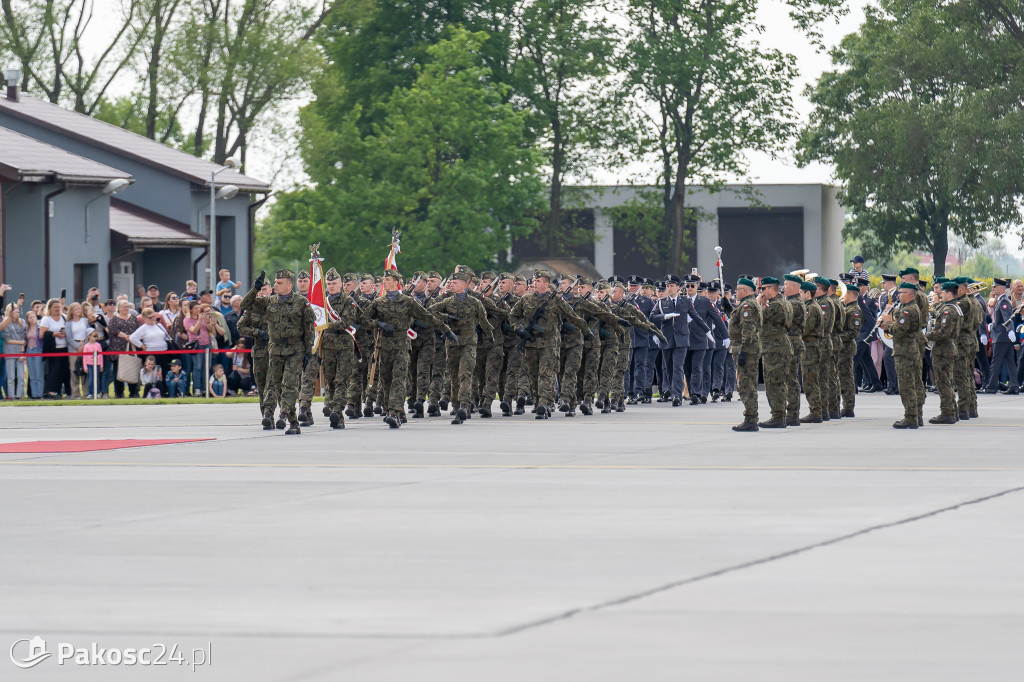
left=626, top=275, right=654, bottom=403
left=682, top=275, right=719, bottom=405
left=879, top=274, right=899, bottom=394
left=650, top=274, right=710, bottom=406
left=984, top=277, right=1019, bottom=394
left=708, top=281, right=732, bottom=402
left=855, top=275, right=883, bottom=392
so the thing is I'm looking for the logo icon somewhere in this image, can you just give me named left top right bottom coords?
left=10, top=636, right=51, bottom=669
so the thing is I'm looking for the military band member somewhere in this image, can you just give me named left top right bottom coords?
left=879, top=274, right=899, bottom=394
left=881, top=282, right=923, bottom=429
left=781, top=274, right=805, bottom=425
left=838, top=275, right=862, bottom=417
left=927, top=282, right=962, bottom=424
left=799, top=280, right=825, bottom=423
left=729, top=278, right=762, bottom=431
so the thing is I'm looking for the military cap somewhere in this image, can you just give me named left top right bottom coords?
left=856, top=276, right=869, bottom=286
left=627, top=275, right=643, bottom=286
left=427, top=270, right=442, bottom=280
left=800, top=281, right=817, bottom=292
left=360, top=273, right=375, bottom=282
left=707, top=281, right=722, bottom=292
left=782, top=274, right=803, bottom=283
left=411, top=270, right=427, bottom=281
left=607, top=274, right=625, bottom=285
left=760, top=275, right=780, bottom=285
left=575, top=275, right=593, bottom=286
left=374, top=275, right=383, bottom=284
left=737, top=277, right=755, bottom=289
left=325, top=267, right=341, bottom=281
left=534, top=268, right=554, bottom=281
left=898, top=267, right=919, bottom=276
left=919, top=279, right=929, bottom=289
left=513, top=274, right=527, bottom=283
left=644, top=277, right=655, bottom=286
left=941, top=282, right=959, bottom=292
left=697, top=282, right=709, bottom=291
left=881, top=273, right=897, bottom=282
left=454, top=264, right=475, bottom=277
left=343, top=272, right=359, bottom=283
left=664, top=274, right=682, bottom=285
left=451, top=269, right=472, bottom=282
left=275, top=268, right=294, bottom=280
left=994, top=277, right=1010, bottom=287
left=683, top=274, right=700, bottom=283
left=480, top=270, right=498, bottom=281
left=953, top=276, right=971, bottom=285
left=594, top=281, right=611, bottom=291
left=656, top=280, right=667, bottom=290
left=898, top=282, right=918, bottom=291
left=812, top=276, right=831, bottom=287
left=383, top=268, right=402, bottom=280
left=838, top=272, right=854, bottom=283
left=611, top=279, right=627, bottom=289
left=297, top=270, right=310, bottom=280
left=724, top=282, right=734, bottom=292
left=934, top=276, right=947, bottom=284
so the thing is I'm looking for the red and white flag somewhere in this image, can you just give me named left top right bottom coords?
left=307, top=251, right=339, bottom=353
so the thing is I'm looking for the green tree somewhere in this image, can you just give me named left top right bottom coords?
left=259, top=29, right=543, bottom=275
left=799, top=0, right=1024, bottom=276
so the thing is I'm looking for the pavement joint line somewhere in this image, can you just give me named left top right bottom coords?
left=1, top=460, right=1022, bottom=472
left=493, top=484, right=1024, bottom=638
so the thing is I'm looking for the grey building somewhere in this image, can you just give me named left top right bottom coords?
left=514, top=184, right=844, bottom=280
left=0, top=79, right=269, bottom=302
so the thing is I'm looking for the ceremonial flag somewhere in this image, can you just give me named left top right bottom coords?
left=306, top=244, right=338, bottom=353
left=380, top=228, right=401, bottom=295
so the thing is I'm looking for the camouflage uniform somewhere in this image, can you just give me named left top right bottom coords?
left=557, top=293, right=585, bottom=410
left=470, top=283, right=509, bottom=410
left=886, top=299, right=922, bottom=425
left=321, top=289, right=361, bottom=424
left=815, top=293, right=835, bottom=418
left=237, top=305, right=272, bottom=416
left=348, top=284, right=379, bottom=409
left=784, top=294, right=805, bottom=422
left=408, top=288, right=435, bottom=405
left=801, top=296, right=825, bottom=419
left=240, top=276, right=315, bottom=427
left=839, top=299, right=862, bottom=414
left=729, top=293, right=763, bottom=424
left=758, top=295, right=793, bottom=423
left=567, top=286, right=618, bottom=411
left=497, top=289, right=525, bottom=409
left=428, top=285, right=493, bottom=413
left=608, top=293, right=661, bottom=406
left=827, top=292, right=845, bottom=415
left=954, top=294, right=979, bottom=416
left=926, top=299, right=962, bottom=419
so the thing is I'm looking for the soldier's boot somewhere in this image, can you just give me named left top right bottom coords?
left=625, top=394, right=636, bottom=405
left=384, top=413, right=400, bottom=429
left=362, top=401, right=374, bottom=418
left=373, top=402, right=383, bottom=415
left=579, top=401, right=593, bottom=416
left=427, top=402, right=441, bottom=417
left=732, top=420, right=759, bottom=432
left=413, top=400, right=425, bottom=418
left=535, top=404, right=548, bottom=420
left=284, top=422, right=301, bottom=435
left=499, top=400, right=512, bottom=417
left=514, top=396, right=526, bottom=415
left=323, top=404, right=331, bottom=417
left=656, top=393, right=670, bottom=403
left=558, top=401, right=570, bottom=412
left=641, top=395, right=652, bottom=404
left=929, top=414, right=956, bottom=425
left=398, top=411, right=407, bottom=424
left=275, top=418, right=286, bottom=430
left=345, top=404, right=358, bottom=419
left=594, top=395, right=605, bottom=409
left=600, top=401, right=612, bottom=414
left=298, top=406, right=313, bottom=427
left=723, top=392, right=733, bottom=402
left=525, top=396, right=534, bottom=406
left=407, top=397, right=416, bottom=413
left=786, top=416, right=801, bottom=427
left=565, top=405, right=576, bottom=417
left=892, top=418, right=918, bottom=429
left=829, top=410, right=841, bottom=420
left=616, top=401, right=626, bottom=412
left=262, top=414, right=274, bottom=431
left=451, top=408, right=467, bottom=425
left=439, top=398, right=450, bottom=411
left=821, top=411, right=831, bottom=422
left=671, top=397, right=681, bottom=406
left=699, top=394, right=708, bottom=404
left=840, top=409, right=855, bottom=418
left=758, top=417, right=787, bottom=428
left=917, top=415, right=924, bottom=427
left=969, top=408, right=979, bottom=419
left=711, top=389, right=721, bottom=402
left=799, top=413, right=823, bottom=423
left=478, top=403, right=492, bottom=418
left=689, top=394, right=700, bottom=406
left=957, top=410, right=970, bottom=420
left=329, top=412, right=345, bottom=430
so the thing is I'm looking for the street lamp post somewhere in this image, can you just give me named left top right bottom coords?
left=84, top=178, right=131, bottom=243
left=209, top=159, right=240, bottom=292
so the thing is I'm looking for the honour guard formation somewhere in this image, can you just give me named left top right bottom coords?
left=243, top=240, right=996, bottom=434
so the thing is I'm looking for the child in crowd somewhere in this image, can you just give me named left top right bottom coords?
left=164, top=359, right=187, bottom=398
left=208, top=363, right=227, bottom=398
left=140, top=355, right=163, bottom=398
left=81, top=330, right=104, bottom=398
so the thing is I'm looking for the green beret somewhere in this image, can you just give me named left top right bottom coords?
left=760, top=276, right=780, bottom=285
left=934, top=276, right=947, bottom=284
left=782, top=274, right=802, bottom=283
left=325, top=267, right=340, bottom=281
left=451, top=270, right=472, bottom=282
left=737, top=277, right=755, bottom=289
left=898, top=267, right=919, bottom=276
left=812, top=276, right=831, bottom=287
left=275, top=268, right=294, bottom=280
left=427, top=271, right=442, bottom=280
left=898, top=282, right=918, bottom=290
left=941, top=282, right=959, bottom=292
left=800, top=281, right=817, bottom=292
left=534, top=269, right=554, bottom=281
left=343, top=272, right=359, bottom=283
left=297, top=270, right=310, bottom=279
left=953, top=276, right=970, bottom=285
left=828, top=279, right=839, bottom=287
left=383, top=268, right=402, bottom=280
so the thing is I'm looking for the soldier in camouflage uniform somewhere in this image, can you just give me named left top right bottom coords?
left=347, top=274, right=379, bottom=418
left=799, top=281, right=825, bottom=422
left=838, top=278, right=863, bottom=417
left=420, top=271, right=447, bottom=416
left=811, top=278, right=835, bottom=421
left=556, top=275, right=586, bottom=416
left=755, top=276, right=793, bottom=428
left=825, top=279, right=845, bottom=419
left=469, top=271, right=510, bottom=417
left=953, top=276, right=981, bottom=420
left=241, top=269, right=315, bottom=434
left=320, top=268, right=361, bottom=430
left=881, top=282, right=923, bottom=428
left=499, top=274, right=531, bottom=415
left=509, top=269, right=588, bottom=419
left=729, top=278, right=763, bottom=431
left=428, top=267, right=493, bottom=424
left=781, top=274, right=805, bottom=425
left=494, top=274, right=523, bottom=416
left=236, top=281, right=273, bottom=419
left=927, top=282, right=962, bottom=424
left=363, top=269, right=455, bottom=428
left=901, top=267, right=931, bottom=420
left=569, top=276, right=619, bottom=415
left=592, top=282, right=621, bottom=411
left=607, top=279, right=665, bottom=412
left=404, top=271, right=433, bottom=417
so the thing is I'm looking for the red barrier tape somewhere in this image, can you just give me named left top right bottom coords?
left=0, top=348, right=252, bottom=358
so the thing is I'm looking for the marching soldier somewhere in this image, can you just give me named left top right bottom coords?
left=570, top=276, right=619, bottom=415
left=626, top=276, right=655, bottom=404
left=729, top=277, right=762, bottom=431
left=406, top=271, right=434, bottom=417
left=607, top=279, right=666, bottom=412
left=236, top=279, right=273, bottom=420
left=348, top=273, right=379, bottom=418
left=470, top=271, right=510, bottom=417
left=799, top=280, right=825, bottom=423
left=926, top=281, right=962, bottom=424
left=755, top=276, right=792, bottom=428
left=838, top=275, right=862, bottom=417
left=880, top=282, right=923, bottom=428
left=556, top=276, right=586, bottom=416
left=241, top=269, right=315, bottom=434
left=321, top=268, right=361, bottom=430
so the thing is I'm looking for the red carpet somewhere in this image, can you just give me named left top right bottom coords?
left=0, top=438, right=215, bottom=453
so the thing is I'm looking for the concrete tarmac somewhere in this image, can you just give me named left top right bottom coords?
left=1, top=392, right=1022, bottom=680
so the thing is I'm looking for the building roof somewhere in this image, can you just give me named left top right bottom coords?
left=110, top=199, right=208, bottom=248
left=0, top=94, right=270, bottom=192
left=0, top=125, right=131, bottom=184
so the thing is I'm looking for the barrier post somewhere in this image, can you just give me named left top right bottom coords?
left=204, top=348, right=211, bottom=398
left=92, top=349, right=99, bottom=399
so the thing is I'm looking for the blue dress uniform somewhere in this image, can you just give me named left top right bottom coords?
left=879, top=278, right=899, bottom=392
left=708, top=282, right=732, bottom=399
left=985, top=280, right=1019, bottom=393
left=649, top=280, right=666, bottom=401
left=627, top=279, right=655, bottom=401
left=974, top=291, right=992, bottom=387
left=682, top=275, right=717, bottom=403
left=856, top=279, right=883, bottom=391
left=650, top=275, right=710, bottom=403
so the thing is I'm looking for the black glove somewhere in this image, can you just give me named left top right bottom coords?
left=738, top=351, right=747, bottom=368
left=257, top=329, right=269, bottom=342
left=446, top=313, right=462, bottom=322
left=515, top=325, right=534, bottom=342
left=302, top=353, right=313, bottom=370
left=617, top=318, right=631, bottom=327
left=376, top=320, right=394, bottom=333
left=445, top=331, right=459, bottom=343
left=253, top=269, right=266, bottom=289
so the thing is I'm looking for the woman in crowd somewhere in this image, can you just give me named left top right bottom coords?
left=226, top=337, right=254, bottom=395
left=140, top=355, right=163, bottom=397
left=106, top=299, right=141, bottom=398
left=24, top=310, right=43, bottom=398
left=65, top=302, right=91, bottom=399
left=185, top=301, right=217, bottom=396
left=159, top=291, right=180, bottom=329
left=39, top=298, right=69, bottom=399
left=129, top=307, right=171, bottom=376
left=1, top=303, right=27, bottom=399
left=136, top=297, right=153, bottom=323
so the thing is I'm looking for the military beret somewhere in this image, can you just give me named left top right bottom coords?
left=534, top=268, right=554, bottom=281
left=934, top=276, right=948, bottom=284
left=898, top=282, right=918, bottom=290
left=760, top=276, right=780, bottom=285
left=828, top=279, right=839, bottom=287
left=498, top=272, right=513, bottom=280
left=953, top=276, right=970, bottom=285
left=275, top=268, right=294, bottom=280
left=812, top=276, right=831, bottom=287
left=513, top=274, right=527, bottom=283
left=343, top=272, right=359, bottom=283
left=800, top=281, right=817, bottom=292
left=297, top=270, right=310, bottom=279
left=480, top=270, right=498, bottom=281
left=360, top=273, right=375, bottom=282
left=737, top=277, right=755, bottom=289
left=783, top=274, right=802, bottom=283
left=737, top=274, right=754, bottom=281
left=898, top=267, right=919, bottom=276
left=383, top=268, right=402, bottom=280
left=664, top=274, right=682, bottom=285
left=427, top=271, right=442, bottom=280
left=994, top=277, right=1010, bottom=287
left=576, top=275, right=594, bottom=286
left=373, top=276, right=383, bottom=284
left=454, top=264, right=475, bottom=277
left=941, top=282, right=959, bottom=292
left=881, top=274, right=897, bottom=282
left=451, top=270, right=472, bottom=282
left=325, top=267, right=340, bottom=281
left=594, top=281, right=611, bottom=291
